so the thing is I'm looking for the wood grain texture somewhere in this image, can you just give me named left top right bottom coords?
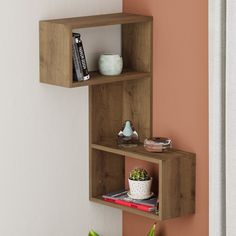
left=90, top=82, right=123, bottom=144
left=159, top=155, right=196, bottom=220
left=90, top=78, right=152, bottom=144
left=40, top=22, right=72, bottom=87
left=122, top=21, right=153, bottom=141
left=40, top=13, right=153, bottom=29
left=91, top=141, right=195, bottom=163
left=123, top=78, right=152, bottom=142
left=72, top=70, right=150, bottom=88
left=90, top=150, right=125, bottom=198
left=122, top=22, right=153, bottom=72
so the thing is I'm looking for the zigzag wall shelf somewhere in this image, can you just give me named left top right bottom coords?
left=39, top=13, right=196, bottom=221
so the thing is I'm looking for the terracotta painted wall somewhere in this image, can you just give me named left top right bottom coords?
left=123, top=1, right=208, bottom=236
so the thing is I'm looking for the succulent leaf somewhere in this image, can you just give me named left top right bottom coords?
left=129, top=168, right=150, bottom=181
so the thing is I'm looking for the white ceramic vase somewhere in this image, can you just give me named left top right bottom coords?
left=128, top=177, right=152, bottom=199
left=98, top=53, right=123, bottom=76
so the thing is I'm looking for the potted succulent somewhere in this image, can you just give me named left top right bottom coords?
left=128, top=168, right=153, bottom=199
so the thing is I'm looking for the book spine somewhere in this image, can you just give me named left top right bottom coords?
left=102, top=190, right=128, bottom=200
left=72, top=37, right=83, bottom=81
left=72, top=64, right=78, bottom=82
left=103, top=198, right=156, bottom=212
left=102, top=196, right=157, bottom=208
left=74, top=33, right=90, bottom=81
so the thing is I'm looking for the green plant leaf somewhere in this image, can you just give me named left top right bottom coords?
left=129, top=168, right=150, bottom=181
left=147, top=223, right=156, bottom=236
left=88, top=229, right=100, bottom=236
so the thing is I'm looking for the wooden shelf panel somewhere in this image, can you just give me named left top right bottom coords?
left=90, top=196, right=159, bottom=220
left=40, top=13, right=153, bottom=29
left=91, top=141, right=195, bottom=163
left=72, top=70, right=150, bottom=87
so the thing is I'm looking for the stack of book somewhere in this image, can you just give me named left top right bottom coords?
left=102, top=190, right=158, bottom=213
left=72, top=33, right=90, bottom=82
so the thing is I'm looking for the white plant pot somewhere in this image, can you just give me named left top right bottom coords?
left=98, top=54, right=123, bottom=76
left=128, top=177, right=152, bottom=199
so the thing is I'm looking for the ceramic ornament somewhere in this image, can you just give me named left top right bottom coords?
left=117, top=120, right=139, bottom=147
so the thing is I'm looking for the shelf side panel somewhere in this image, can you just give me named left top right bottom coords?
left=90, top=82, right=123, bottom=143
left=90, top=150, right=125, bottom=198
left=159, top=156, right=196, bottom=220
left=122, top=21, right=153, bottom=141
left=123, top=78, right=152, bottom=142
left=122, top=21, right=152, bottom=72
left=40, top=22, right=72, bottom=87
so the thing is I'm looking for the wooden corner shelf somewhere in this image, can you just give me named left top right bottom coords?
left=39, top=12, right=196, bottom=221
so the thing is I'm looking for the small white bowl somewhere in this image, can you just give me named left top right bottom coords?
left=98, top=53, right=123, bottom=76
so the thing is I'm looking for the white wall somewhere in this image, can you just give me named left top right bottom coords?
left=210, top=0, right=236, bottom=235
left=0, top=1, right=122, bottom=236
left=209, top=0, right=226, bottom=235
left=226, top=0, right=236, bottom=235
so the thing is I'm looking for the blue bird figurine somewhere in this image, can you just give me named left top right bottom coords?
left=117, top=120, right=139, bottom=147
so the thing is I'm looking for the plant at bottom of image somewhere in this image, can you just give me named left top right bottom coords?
left=147, top=222, right=157, bottom=236
left=88, top=229, right=99, bottom=236
left=88, top=222, right=157, bottom=236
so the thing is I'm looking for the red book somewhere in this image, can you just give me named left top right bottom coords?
left=103, top=198, right=156, bottom=212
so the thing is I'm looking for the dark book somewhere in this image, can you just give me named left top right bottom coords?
left=73, top=33, right=90, bottom=81
left=72, top=36, right=84, bottom=81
